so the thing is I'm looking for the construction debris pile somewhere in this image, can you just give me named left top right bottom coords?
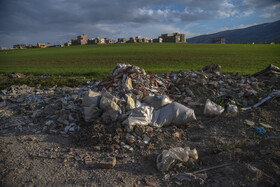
left=1, top=63, right=280, bottom=173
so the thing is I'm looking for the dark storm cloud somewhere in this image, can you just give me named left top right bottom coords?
left=0, top=0, right=279, bottom=47
left=0, top=0, right=279, bottom=32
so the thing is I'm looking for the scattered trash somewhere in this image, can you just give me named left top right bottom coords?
left=259, top=122, right=273, bottom=129
left=156, top=147, right=198, bottom=172
left=150, top=102, right=196, bottom=127
left=254, top=127, right=266, bottom=135
left=173, top=172, right=207, bottom=184
left=241, top=90, right=280, bottom=111
left=203, top=99, right=224, bottom=116
left=142, top=95, right=172, bottom=110
left=227, top=104, right=238, bottom=113
left=244, top=120, right=255, bottom=127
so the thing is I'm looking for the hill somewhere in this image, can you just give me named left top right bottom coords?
left=188, top=20, right=280, bottom=44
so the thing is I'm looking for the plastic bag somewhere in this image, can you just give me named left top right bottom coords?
left=122, top=106, right=154, bottom=126
left=142, top=95, right=172, bottom=110
left=203, top=99, right=224, bottom=116
left=156, top=147, right=198, bottom=171
left=100, top=92, right=122, bottom=121
left=82, top=89, right=102, bottom=122
left=151, top=102, right=196, bottom=127
left=82, top=89, right=101, bottom=107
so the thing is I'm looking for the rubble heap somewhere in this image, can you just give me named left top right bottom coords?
left=1, top=64, right=279, bottom=137
left=98, top=64, right=170, bottom=96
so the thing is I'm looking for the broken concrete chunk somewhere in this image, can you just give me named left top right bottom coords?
left=156, top=147, right=198, bottom=172
left=203, top=99, right=224, bottom=117
left=124, top=77, right=133, bottom=90
left=143, top=134, right=151, bottom=144
left=125, top=133, right=136, bottom=144
left=99, top=156, right=117, bottom=169
left=125, top=94, right=135, bottom=112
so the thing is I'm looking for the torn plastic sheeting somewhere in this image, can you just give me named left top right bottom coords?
left=203, top=99, right=224, bottom=116
left=156, top=147, right=198, bottom=172
left=241, top=90, right=280, bottom=111
left=122, top=106, right=154, bottom=126
left=150, top=102, right=196, bottom=127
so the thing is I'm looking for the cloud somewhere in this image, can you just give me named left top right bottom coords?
left=0, top=0, right=280, bottom=47
left=261, top=11, right=280, bottom=18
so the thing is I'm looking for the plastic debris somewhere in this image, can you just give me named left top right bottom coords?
left=227, top=104, right=238, bottom=113
left=244, top=120, right=255, bottom=127
left=203, top=99, right=224, bottom=116
left=123, top=102, right=196, bottom=127
left=99, top=92, right=122, bottom=121
left=151, top=102, right=196, bottom=127
left=254, top=126, right=266, bottom=135
left=142, top=95, right=172, bottom=110
left=259, top=122, right=273, bottom=129
left=241, top=90, right=280, bottom=111
left=122, top=106, right=153, bottom=126
left=156, top=147, right=198, bottom=172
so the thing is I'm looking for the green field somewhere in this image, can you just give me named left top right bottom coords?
left=0, top=43, right=280, bottom=79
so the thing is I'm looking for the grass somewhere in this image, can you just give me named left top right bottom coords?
left=0, top=43, right=279, bottom=78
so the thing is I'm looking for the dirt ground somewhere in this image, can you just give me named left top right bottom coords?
left=0, top=97, right=279, bottom=186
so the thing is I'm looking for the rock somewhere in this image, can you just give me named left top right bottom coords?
left=125, top=133, right=136, bottom=144
left=125, top=94, right=135, bottom=111
left=143, top=135, right=151, bottom=144
left=64, top=125, right=71, bottom=133
left=124, top=77, right=133, bottom=90
left=134, top=126, right=145, bottom=136
left=99, top=156, right=117, bottom=169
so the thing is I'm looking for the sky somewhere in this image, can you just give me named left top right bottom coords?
left=0, top=0, right=279, bottom=48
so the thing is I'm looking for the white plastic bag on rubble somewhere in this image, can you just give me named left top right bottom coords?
left=142, top=95, right=172, bottom=110
left=82, top=90, right=102, bottom=122
left=150, top=102, right=196, bottom=127
left=100, top=92, right=122, bottom=121
left=203, top=99, right=224, bottom=116
left=156, top=147, right=198, bottom=172
left=122, top=106, right=154, bottom=126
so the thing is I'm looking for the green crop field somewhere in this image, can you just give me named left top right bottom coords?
left=0, top=43, right=280, bottom=79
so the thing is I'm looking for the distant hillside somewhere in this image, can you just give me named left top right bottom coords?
left=187, top=20, right=280, bottom=44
